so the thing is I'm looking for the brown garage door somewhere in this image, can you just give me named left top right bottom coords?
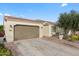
left=14, top=25, right=39, bottom=41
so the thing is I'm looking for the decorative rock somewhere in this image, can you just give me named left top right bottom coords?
left=59, top=35, right=63, bottom=40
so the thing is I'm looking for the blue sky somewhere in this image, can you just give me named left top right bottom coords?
left=0, top=3, right=79, bottom=25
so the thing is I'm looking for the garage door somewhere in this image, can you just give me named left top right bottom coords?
left=14, top=25, right=39, bottom=41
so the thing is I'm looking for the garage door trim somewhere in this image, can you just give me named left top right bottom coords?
left=14, top=24, right=39, bottom=41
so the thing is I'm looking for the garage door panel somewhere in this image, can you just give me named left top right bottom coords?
left=14, top=25, right=39, bottom=40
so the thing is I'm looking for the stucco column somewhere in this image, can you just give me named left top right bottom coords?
left=48, top=25, right=52, bottom=37
left=39, top=26, right=43, bottom=38
left=4, top=21, right=14, bottom=42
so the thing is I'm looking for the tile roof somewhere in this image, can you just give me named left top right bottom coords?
left=4, top=16, right=55, bottom=25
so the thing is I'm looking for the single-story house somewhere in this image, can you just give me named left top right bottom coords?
left=4, top=16, right=55, bottom=42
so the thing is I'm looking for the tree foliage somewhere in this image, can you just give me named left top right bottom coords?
left=0, top=25, right=3, bottom=32
left=58, top=10, right=79, bottom=34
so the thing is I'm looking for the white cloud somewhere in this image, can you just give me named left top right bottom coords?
left=61, top=3, right=68, bottom=7
left=4, top=13, right=11, bottom=16
left=0, top=13, right=3, bottom=16
left=0, top=13, right=11, bottom=16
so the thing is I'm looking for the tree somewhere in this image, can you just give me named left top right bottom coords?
left=0, top=25, right=3, bottom=32
left=58, top=12, right=70, bottom=34
left=69, top=10, right=79, bottom=33
left=57, top=10, right=79, bottom=36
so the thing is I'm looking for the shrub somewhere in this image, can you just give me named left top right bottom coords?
left=0, top=44, right=12, bottom=56
left=0, top=31, right=4, bottom=37
left=71, top=34, right=79, bottom=42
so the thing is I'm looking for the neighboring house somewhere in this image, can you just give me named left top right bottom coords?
left=4, top=16, right=55, bottom=42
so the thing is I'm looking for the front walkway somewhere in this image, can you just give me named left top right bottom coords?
left=5, top=38, right=79, bottom=56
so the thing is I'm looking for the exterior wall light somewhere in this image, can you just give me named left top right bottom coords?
left=10, top=25, right=13, bottom=28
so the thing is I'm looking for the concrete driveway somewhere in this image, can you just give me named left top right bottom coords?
left=8, top=38, right=79, bottom=56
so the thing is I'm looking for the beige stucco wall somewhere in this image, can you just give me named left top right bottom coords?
left=49, top=25, right=53, bottom=37
left=4, top=20, right=44, bottom=42
left=4, top=18, right=54, bottom=42
left=43, top=26, right=49, bottom=37
left=43, top=25, right=53, bottom=37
